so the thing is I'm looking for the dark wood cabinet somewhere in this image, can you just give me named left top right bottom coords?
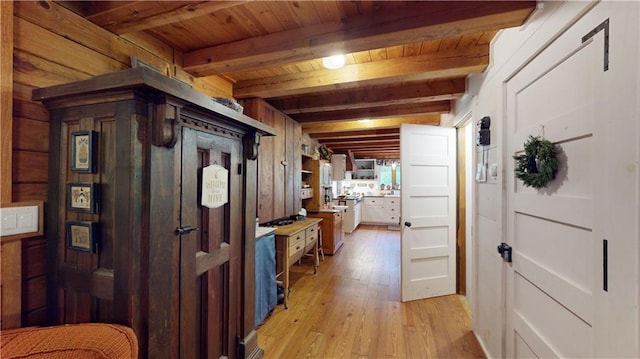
left=32, top=67, right=275, bottom=359
left=241, top=98, right=301, bottom=222
left=308, top=210, right=344, bottom=255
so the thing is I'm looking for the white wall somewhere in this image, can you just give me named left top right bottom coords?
left=452, top=1, right=640, bottom=357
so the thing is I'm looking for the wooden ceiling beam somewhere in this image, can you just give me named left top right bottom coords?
left=330, top=142, right=399, bottom=149
left=183, top=1, right=535, bottom=76
left=270, top=78, right=466, bottom=114
left=350, top=147, right=400, bottom=152
left=352, top=147, right=400, bottom=151
left=293, top=101, right=450, bottom=123
left=355, top=155, right=399, bottom=160
left=233, top=46, right=488, bottom=98
left=310, top=128, right=399, bottom=140
left=348, top=148, right=400, bottom=157
left=320, top=137, right=400, bottom=148
left=301, top=115, right=440, bottom=134
left=329, top=147, right=401, bottom=155
left=356, top=148, right=398, bottom=150
left=55, top=1, right=136, bottom=19
left=101, top=2, right=244, bottom=35
left=320, top=135, right=399, bottom=144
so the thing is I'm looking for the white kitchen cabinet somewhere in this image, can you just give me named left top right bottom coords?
left=361, top=196, right=400, bottom=224
left=361, top=197, right=385, bottom=223
left=340, top=197, right=362, bottom=233
left=354, top=159, right=376, bottom=180
left=384, top=197, right=400, bottom=225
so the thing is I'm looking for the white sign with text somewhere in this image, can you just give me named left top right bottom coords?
left=201, top=164, right=228, bottom=208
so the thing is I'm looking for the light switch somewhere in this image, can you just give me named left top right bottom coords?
left=488, top=163, right=498, bottom=178
left=19, top=212, right=34, bottom=228
left=0, top=206, right=39, bottom=236
left=3, top=213, right=17, bottom=230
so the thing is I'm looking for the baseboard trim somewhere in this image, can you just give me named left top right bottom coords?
left=239, top=329, right=263, bottom=359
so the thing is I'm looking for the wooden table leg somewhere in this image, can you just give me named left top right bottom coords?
left=283, top=256, right=289, bottom=309
left=313, top=241, right=319, bottom=274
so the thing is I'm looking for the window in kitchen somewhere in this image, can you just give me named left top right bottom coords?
left=378, top=163, right=400, bottom=191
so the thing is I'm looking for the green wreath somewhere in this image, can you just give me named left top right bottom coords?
left=513, top=136, right=559, bottom=189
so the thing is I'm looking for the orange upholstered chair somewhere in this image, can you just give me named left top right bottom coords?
left=0, top=323, right=138, bottom=358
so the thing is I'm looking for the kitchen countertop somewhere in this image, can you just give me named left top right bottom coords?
left=333, top=195, right=363, bottom=201
left=307, top=205, right=348, bottom=213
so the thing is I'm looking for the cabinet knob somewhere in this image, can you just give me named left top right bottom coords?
left=404, top=221, right=412, bottom=228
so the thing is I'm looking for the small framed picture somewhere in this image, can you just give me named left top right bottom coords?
left=66, top=221, right=99, bottom=253
left=67, top=182, right=99, bottom=213
left=70, top=131, right=98, bottom=173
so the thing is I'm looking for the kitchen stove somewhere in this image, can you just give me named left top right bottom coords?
left=261, top=214, right=306, bottom=227
left=262, top=219, right=294, bottom=227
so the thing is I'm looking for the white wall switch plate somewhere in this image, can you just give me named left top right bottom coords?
left=488, top=163, right=498, bottom=178
left=0, top=205, right=39, bottom=236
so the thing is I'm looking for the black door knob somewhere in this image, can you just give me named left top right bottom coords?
left=404, top=221, right=412, bottom=227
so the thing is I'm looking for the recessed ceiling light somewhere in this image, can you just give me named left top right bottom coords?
left=358, top=118, right=370, bottom=123
left=322, top=54, right=345, bottom=69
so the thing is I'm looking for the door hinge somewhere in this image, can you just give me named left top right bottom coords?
left=497, top=242, right=512, bottom=263
left=603, top=239, right=608, bottom=291
left=582, top=18, right=609, bottom=71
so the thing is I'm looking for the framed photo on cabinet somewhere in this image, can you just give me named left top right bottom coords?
left=67, top=182, right=98, bottom=213
left=66, top=221, right=99, bottom=253
left=70, top=130, right=98, bottom=173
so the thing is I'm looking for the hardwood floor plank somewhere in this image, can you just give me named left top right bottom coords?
left=256, top=224, right=485, bottom=358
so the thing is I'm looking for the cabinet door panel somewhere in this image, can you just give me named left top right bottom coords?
left=257, top=106, right=275, bottom=222
left=244, top=98, right=301, bottom=222
left=179, top=127, right=242, bottom=358
left=272, top=113, right=286, bottom=220
left=362, top=204, right=385, bottom=223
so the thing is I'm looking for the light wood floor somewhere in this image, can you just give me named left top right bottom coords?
left=257, top=224, right=486, bottom=358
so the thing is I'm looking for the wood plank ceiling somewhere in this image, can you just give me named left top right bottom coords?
left=58, top=0, right=536, bottom=159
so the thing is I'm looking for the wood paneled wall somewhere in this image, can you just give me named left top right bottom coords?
left=3, top=0, right=235, bottom=328
left=241, top=98, right=302, bottom=223
left=1, top=1, right=12, bottom=202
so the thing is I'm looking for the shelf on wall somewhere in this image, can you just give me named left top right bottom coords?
left=355, top=159, right=375, bottom=171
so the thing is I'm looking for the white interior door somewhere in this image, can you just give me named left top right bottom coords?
left=400, top=124, right=456, bottom=302
left=505, top=3, right=638, bottom=357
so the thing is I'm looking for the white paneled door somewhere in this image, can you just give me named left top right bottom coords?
left=505, top=2, right=638, bottom=357
left=400, top=124, right=456, bottom=302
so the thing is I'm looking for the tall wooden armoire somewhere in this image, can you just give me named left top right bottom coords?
left=32, top=67, right=276, bottom=358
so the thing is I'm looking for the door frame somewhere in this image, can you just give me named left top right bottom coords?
left=454, top=113, right=477, bottom=303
